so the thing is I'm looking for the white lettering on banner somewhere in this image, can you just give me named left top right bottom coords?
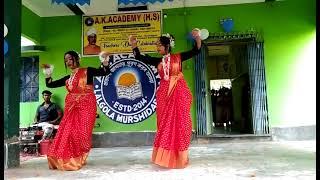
left=115, top=100, right=156, bottom=124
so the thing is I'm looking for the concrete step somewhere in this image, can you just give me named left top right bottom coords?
left=92, top=132, right=272, bottom=148
left=192, top=134, right=272, bottom=144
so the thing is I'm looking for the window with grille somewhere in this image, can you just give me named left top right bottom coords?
left=20, top=56, right=39, bottom=102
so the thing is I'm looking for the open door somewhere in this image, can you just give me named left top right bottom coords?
left=195, top=46, right=212, bottom=136
left=195, top=36, right=269, bottom=136
left=247, top=42, right=269, bottom=134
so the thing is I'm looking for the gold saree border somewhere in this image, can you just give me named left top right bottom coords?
left=47, top=153, right=89, bottom=171
left=167, top=73, right=183, bottom=97
left=151, top=147, right=189, bottom=169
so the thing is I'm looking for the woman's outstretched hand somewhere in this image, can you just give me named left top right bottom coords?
left=41, top=64, right=54, bottom=78
left=128, top=35, right=138, bottom=49
left=99, top=51, right=110, bottom=66
left=192, top=28, right=202, bottom=50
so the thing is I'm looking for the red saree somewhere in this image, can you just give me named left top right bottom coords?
left=47, top=68, right=97, bottom=171
left=152, top=54, right=193, bottom=169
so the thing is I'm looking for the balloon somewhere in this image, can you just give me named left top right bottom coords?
left=186, top=32, right=195, bottom=43
left=4, top=40, right=8, bottom=55
left=221, top=19, right=234, bottom=33
left=4, top=24, right=8, bottom=37
left=200, top=29, right=209, bottom=40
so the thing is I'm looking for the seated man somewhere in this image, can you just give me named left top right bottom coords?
left=34, top=90, right=62, bottom=140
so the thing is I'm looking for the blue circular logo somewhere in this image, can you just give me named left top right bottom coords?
left=85, top=17, right=94, bottom=26
left=94, top=54, right=160, bottom=124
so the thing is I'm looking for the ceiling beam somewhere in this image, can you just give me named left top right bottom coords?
left=118, top=5, right=148, bottom=12
left=66, top=3, right=84, bottom=15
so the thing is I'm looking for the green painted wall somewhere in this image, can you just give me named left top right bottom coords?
left=21, top=6, right=41, bottom=43
left=162, top=0, right=316, bottom=128
left=20, top=6, right=42, bottom=128
left=20, top=0, right=315, bottom=130
left=20, top=14, right=157, bottom=131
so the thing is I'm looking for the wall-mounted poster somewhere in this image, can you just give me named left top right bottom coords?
left=82, top=11, right=162, bottom=56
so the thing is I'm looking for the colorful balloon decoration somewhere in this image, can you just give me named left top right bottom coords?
left=4, top=24, right=9, bottom=55
left=220, top=18, right=234, bottom=33
left=4, top=40, right=8, bottom=55
left=200, top=29, right=209, bottom=40
left=4, top=24, right=8, bottom=37
left=187, top=28, right=209, bottom=41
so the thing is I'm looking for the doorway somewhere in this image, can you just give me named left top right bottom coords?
left=194, top=36, right=269, bottom=136
left=210, top=79, right=234, bottom=133
left=206, top=44, right=252, bottom=135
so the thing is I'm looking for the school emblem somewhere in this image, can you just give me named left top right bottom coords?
left=94, top=54, right=160, bottom=124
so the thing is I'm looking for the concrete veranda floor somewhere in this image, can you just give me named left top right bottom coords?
left=4, top=140, right=316, bottom=180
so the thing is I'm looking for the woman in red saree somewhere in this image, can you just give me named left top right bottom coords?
left=43, top=50, right=110, bottom=170
left=129, top=30, right=202, bottom=168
